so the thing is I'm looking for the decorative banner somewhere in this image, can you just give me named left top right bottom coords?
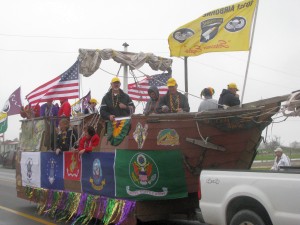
left=0, top=112, right=8, bottom=134
left=115, top=149, right=187, bottom=200
left=21, top=152, right=41, bottom=187
left=168, top=0, right=257, bottom=56
left=133, top=122, right=148, bottom=149
left=81, top=152, right=115, bottom=197
left=24, top=186, right=136, bottom=225
left=41, top=152, right=64, bottom=190
left=20, top=119, right=45, bottom=151
left=157, top=129, right=180, bottom=146
left=64, top=151, right=81, bottom=181
left=107, top=118, right=131, bottom=146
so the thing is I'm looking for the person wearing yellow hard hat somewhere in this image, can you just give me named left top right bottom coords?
left=218, top=82, right=240, bottom=109
left=157, top=77, right=190, bottom=113
left=84, top=98, right=99, bottom=114
left=100, top=76, right=135, bottom=121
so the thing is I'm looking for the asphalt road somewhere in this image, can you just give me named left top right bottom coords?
left=0, top=167, right=58, bottom=225
left=0, top=166, right=205, bottom=225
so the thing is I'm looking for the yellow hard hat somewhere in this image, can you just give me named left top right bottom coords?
left=111, top=77, right=121, bottom=83
left=167, top=78, right=177, bottom=87
left=227, top=83, right=239, bottom=91
left=89, top=98, right=98, bottom=104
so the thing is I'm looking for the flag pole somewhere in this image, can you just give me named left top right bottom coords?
left=240, top=0, right=260, bottom=105
left=184, top=56, right=189, bottom=99
left=79, top=61, right=82, bottom=99
left=122, top=42, right=129, bottom=93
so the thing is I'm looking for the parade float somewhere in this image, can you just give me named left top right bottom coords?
left=14, top=48, right=300, bottom=225
left=7, top=0, right=300, bottom=223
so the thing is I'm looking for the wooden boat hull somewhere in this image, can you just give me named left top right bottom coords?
left=15, top=94, right=287, bottom=222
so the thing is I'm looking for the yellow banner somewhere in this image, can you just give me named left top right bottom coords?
left=168, top=0, right=257, bottom=57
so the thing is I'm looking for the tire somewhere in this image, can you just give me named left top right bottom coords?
left=230, top=209, right=265, bottom=225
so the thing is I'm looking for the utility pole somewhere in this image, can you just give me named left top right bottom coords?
left=122, top=42, right=129, bottom=93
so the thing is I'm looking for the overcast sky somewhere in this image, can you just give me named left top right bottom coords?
left=1, top=0, right=300, bottom=146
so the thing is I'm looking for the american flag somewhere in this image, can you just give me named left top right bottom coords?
left=128, top=73, right=171, bottom=101
left=26, top=61, right=80, bottom=105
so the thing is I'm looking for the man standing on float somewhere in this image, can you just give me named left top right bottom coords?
left=100, top=77, right=135, bottom=121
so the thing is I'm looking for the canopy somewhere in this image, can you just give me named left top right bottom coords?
left=78, top=48, right=173, bottom=77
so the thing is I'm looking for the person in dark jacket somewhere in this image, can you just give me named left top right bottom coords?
left=100, top=77, right=135, bottom=121
left=157, top=78, right=190, bottom=113
left=143, top=86, right=160, bottom=115
left=218, top=83, right=240, bottom=108
left=40, top=100, right=59, bottom=150
left=55, top=118, right=78, bottom=154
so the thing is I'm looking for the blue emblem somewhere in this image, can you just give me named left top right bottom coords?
left=92, top=158, right=102, bottom=186
left=26, top=158, right=33, bottom=179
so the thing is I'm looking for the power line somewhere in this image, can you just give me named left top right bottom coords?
left=0, top=46, right=297, bottom=90
left=0, top=33, right=165, bottom=41
left=0, top=48, right=76, bottom=54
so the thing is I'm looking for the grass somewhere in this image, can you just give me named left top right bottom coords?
left=254, top=153, right=300, bottom=161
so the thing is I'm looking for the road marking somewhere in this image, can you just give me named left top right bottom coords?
left=0, top=205, right=56, bottom=225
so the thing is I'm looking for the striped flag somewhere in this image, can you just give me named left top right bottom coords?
left=26, top=61, right=80, bottom=105
left=128, top=72, right=171, bottom=101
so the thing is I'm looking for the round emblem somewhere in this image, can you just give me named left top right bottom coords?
left=173, top=28, right=195, bottom=43
left=2, top=100, right=10, bottom=113
left=225, top=17, right=246, bottom=32
left=129, top=153, right=159, bottom=189
left=92, top=158, right=102, bottom=185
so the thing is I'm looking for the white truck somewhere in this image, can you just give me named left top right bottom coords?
left=199, top=168, right=300, bottom=225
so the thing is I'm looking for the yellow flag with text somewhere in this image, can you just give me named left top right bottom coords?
left=168, top=0, right=257, bottom=57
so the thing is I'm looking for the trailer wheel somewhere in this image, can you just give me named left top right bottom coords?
left=230, top=209, right=265, bottom=225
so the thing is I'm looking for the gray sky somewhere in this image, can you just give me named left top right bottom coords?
left=1, top=0, right=300, bottom=146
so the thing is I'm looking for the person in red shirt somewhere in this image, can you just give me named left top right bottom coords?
left=74, top=126, right=100, bottom=155
left=20, top=104, right=40, bottom=119
left=58, top=98, right=71, bottom=117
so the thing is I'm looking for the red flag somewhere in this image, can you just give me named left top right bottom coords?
left=64, top=152, right=81, bottom=181
left=26, top=61, right=80, bottom=105
left=128, top=72, right=171, bottom=102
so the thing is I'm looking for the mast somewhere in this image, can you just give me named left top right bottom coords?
left=240, top=0, right=260, bottom=105
left=184, top=56, right=189, bottom=99
left=122, top=42, right=129, bottom=93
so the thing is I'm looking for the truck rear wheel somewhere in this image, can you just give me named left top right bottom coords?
left=230, top=209, right=265, bottom=225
